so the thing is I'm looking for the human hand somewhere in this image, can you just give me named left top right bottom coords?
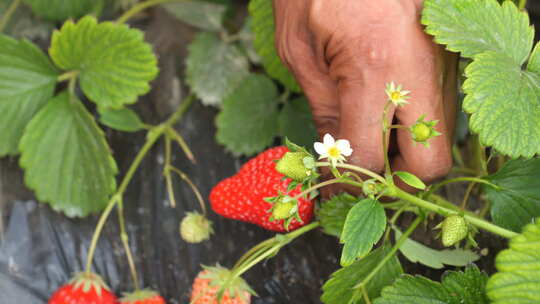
left=273, top=0, right=457, bottom=190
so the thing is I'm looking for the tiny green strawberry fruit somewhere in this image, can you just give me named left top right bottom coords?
left=410, top=115, right=441, bottom=147
left=362, top=179, right=380, bottom=198
left=437, top=215, right=468, bottom=247
left=275, top=151, right=312, bottom=182
left=270, top=196, right=298, bottom=221
left=180, top=212, right=214, bottom=243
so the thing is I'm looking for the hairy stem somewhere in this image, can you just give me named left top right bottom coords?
left=163, top=136, right=177, bottom=207
left=167, top=127, right=196, bottom=163
left=169, top=166, right=207, bottom=215
left=231, top=222, right=320, bottom=278
left=0, top=0, right=21, bottom=33
left=85, top=94, right=195, bottom=273
left=316, top=162, right=386, bottom=183
left=391, top=186, right=517, bottom=238
left=117, top=197, right=140, bottom=290
left=429, top=176, right=499, bottom=194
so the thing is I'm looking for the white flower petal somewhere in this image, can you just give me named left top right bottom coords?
left=314, top=142, right=327, bottom=156
left=341, top=146, right=353, bottom=157
left=323, top=133, right=335, bottom=146
left=336, top=139, right=351, bottom=151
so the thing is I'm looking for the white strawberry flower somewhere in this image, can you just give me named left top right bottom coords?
left=385, top=81, right=410, bottom=107
left=314, top=134, right=353, bottom=167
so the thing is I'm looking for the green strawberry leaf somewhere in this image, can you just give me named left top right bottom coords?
left=393, top=171, right=426, bottom=190
left=22, top=0, right=104, bottom=22
left=49, top=16, right=158, bottom=109
left=422, top=0, right=540, bottom=157
left=248, top=0, right=300, bottom=92
left=487, top=218, right=540, bottom=303
left=394, top=227, right=479, bottom=269
left=98, top=107, right=145, bottom=132
left=278, top=97, right=317, bottom=148
left=162, top=0, right=226, bottom=32
left=463, top=51, right=540, bottom=158
left=322, top=246, right=403, bottom=304
left=422, top=0, right=534, bottom=64
left=186, top=32, right=249, bottom=107
left=484, top=159, right=540, bottom=232
left=374, top=265, right=489, bottom=304
left=19, top=91, right=118, bottom=217
left=0, top=35, right=58, bottom=156
left=216, top=74, right=279, bottom=156
left=317, top=193, right=358, bottom=238
left=340, top=198, right=386, bottom=266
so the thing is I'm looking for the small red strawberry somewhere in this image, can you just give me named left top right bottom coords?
left=190, top=265, right=253, bottom=304
left=118, top=289, right=165, bottom=304
left=48, top=272, right=117, bottom=304
left=210, top=146, right=314, bottom=232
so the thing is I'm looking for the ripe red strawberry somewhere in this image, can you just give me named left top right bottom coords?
left=210, top=146, right=314, bottom=232
left=49, top=272, right=117, bottom=304
left=190, top=266, right=253, bottom=304
left=118, top=289, right=165, bottom=304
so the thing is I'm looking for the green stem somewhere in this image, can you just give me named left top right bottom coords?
left=169, top=166, right=207, bottom=215
left=232, top=238, right=276, bottom=270
left=231, top=222, right=320, bottom=278
left=316, top=162, right=386, bottom=183
left=0, top=0, right=21, bottom=33
left=117, top=0, right=186, bottom=23
left=163, top=136, right=177, bottom=207
left=84, top=94, right=195, bottom=273
left=117, top=197, right=140, bottom=290
left=460, top=181, right=477, bottom=210
left=519, top=0, right=527, bottom=10
left=382, top=101, right=392, bottom=175
left=85, top=196, right=119, bottom=273
left=167, top=127, right=196, bottom=163
left=292, top=178, right=362, bottom=201
left=391, top=186, right=518, bottom=238
left=430, top=176, right=499, bottom=194
left=354, top=216, right=423, bottom=290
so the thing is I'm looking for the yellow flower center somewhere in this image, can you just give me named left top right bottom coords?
left=391, top=91, right=401, bottom=100
left=328, top=146, right=341, bottom=158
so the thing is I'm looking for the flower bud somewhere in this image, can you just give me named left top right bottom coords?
left=275, top=151, right=312, bottom=182
left=180, top=212, right=213, bottom=243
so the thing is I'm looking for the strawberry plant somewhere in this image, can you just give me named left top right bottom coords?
left=0, top=0, right=540, bottom=303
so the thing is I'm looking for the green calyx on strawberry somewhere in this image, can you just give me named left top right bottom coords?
left=180, top=211, right=214, bottom=243
left=210, top=146, right=314, bottom=232
left=265, top=194, right=303, bottom=230
left=410, top=114, right=441, bottom=147
left=48, top=272, right=117, bottom=304
left=119, top=289, right=165, bottom=304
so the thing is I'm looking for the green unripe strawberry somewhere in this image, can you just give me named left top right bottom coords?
left=271, top=198, right=298, bottom=220
left=180, top=212, right=214, bottom=243
left=411, top=123, right=432, bottom=142
left=409, top=115, right=441, bottom=146
left=438, top=215, right=468, bottom=247
left=275, top=151, right=312, bottom=182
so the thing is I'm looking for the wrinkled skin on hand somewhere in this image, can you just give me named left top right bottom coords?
left=273, top=0, right=457, bottom=192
